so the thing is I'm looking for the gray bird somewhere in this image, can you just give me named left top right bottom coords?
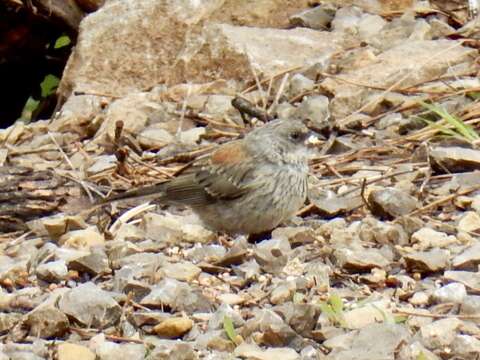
left=102, top=119, right=311, bottom=234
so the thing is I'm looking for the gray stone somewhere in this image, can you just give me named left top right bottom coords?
left=294, top=95, right=330, bottom=130
left=432, top=283, right=467, bottom=304
left=289, top=6, right=335, bottom=30
left=335, top=247, right=391, bottom=272
left=420, top=318, right=463, bottom=349
left=69, top=249, right=111, bottom=276
left=160, top=261, right=202, bottom=282
left=404, top=249, right=449, bottom=273
left=141, top=278, right=212, bottom=313
left=25, top=306, right=69, bottom=338
left=368, top=187, right=419, bottom=218
left=327, top=323, right=410, bottom=360
left=36, top=260, right=68, bottom=282
left=95, top=342, right=146, bottom=360
left=430, top=147, right=480, bottom=173
left=452, top=243, right=480, bottom=270
left=287, top=74, right=315, bottom=98
left=58, top=282, right=121, bottom=328
left=146, top=340, right=197, bottom=360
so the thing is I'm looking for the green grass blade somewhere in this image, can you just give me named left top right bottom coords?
left=420, top=101, right=479, bottom=141
left=223, top=315, right=237, bottom=343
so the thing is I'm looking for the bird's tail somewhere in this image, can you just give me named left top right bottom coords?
left=99, top=182, right=168, bottom=204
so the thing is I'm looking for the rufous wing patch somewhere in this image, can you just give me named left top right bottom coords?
left=210, top=141, right=248, bottom=166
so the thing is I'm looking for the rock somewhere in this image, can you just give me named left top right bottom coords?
left=195, top=330, right=234, bottom=352
left=289, top=6, right=335, bottom=30
left=271, top=226, right=317, bottom=247
left=452, top=243, right=480, bottom=270
left=215, top=237, right=249, bottom=267
left=397, top=341, right=440, bottom=360
left=302, top=262, right=329, bottom=293
left=368, top=13, right=429, bottom=50
left=58, top=282, right=121, bottom=328
left=404, top=249, right=449, bottom=273
left=160, top=261, right=202, bottom=282
left=430, top=146, right=480, bottom=173
left=358, top=14, right=388, bottom=42
left=324, top=40, right=475, bottom=120
left=216, top=293, right=245, bottom=306
left=178, top=127, right=205, bottom=145
left=331, top=6, right=363, bottom=33
left=274, top=303, right=321, bottom=337
left=254, top=237, right=291, bottom=274
left=326, top=323, right=410, bottom=360
left=58, top=0, right=333, bottom=99
left=334, top=247, right=391, bottom=272
left=36, top=260, right=68, bottom=282
left=68, top=249, right=111, bottom=276
left=95, top=342, right=146, bottom=360
left=234, top=342, right=300, bottom=360
left=111, top=252, right=165, bottom=271
left=308, top=189, right=363, bottom=217
left=275, top=102, right=297, bottom=120
left=451, top=334, right=480, bottom=356
left=472, top=194, right=480, bottom=213
left=461, top=295, right=480, bottom=315
left=42, top=215, right=87, bottom=240
left=300, top=346, right=320, bottom=360
left=358, top=217, right=408, bottom=245
left=186, top=244, right=226, bottom=264
left=444, top=270, right=480, bottom=291
left=286, top=74, right=315, bottom=99
left=58, top=227, right=105, bottom=250
left=138, top=127, right=174, bottom=149
left=201, top=24, right=343, bottom=82
left=153, top=317, right=193, bottom=338
left=146, top=340, right=197, bottom=360
left=420, top=318, right=463, bottom=349
left=87, top=155, right=117, bottom=175
left=235, top=259, right=261, bottom=281
left=94, top=89, right=169, bottom=140
left=242, top=309, right=298, bottom=347
left=432, top=283, right=467, bottom=304
left=270, top=283, right=296, bottom=305
left=141, top=278, right=211, bottom=313
left=143, top=212, right=215, bottom=245
left=203, top=95, right=235, bottom=119
left=0, top=313, right=22, bottom=333
left=57, top=343, right=95, bottom=360
left=25, top=306, right=69, bottom=338
left=294, top=95, right=330, bottom=130
left=368, top=187, right=419, bottom=218
left=208, top=303, right=244, bottom=330
left=411, top=227, right=457, bottom=250
left=458, top=211, right=480, bottom=233
left=409, top=291, right=430, bottom=306
left=342, top=304, right=388, bottom=329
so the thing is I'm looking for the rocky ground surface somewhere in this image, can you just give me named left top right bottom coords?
left=2, top=0, right=480, bottom=359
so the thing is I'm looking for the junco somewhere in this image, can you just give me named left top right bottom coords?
left=102, top=119, right=311, bottom=234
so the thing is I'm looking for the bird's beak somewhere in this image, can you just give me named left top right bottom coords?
left=305, top=132, right=320, bottom=148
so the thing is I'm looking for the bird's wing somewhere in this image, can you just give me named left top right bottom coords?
left=165, top=141, right=258, bottom=206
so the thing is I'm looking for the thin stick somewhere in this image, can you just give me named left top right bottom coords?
left=394, top=309, right=480, bottom=320
left=406, top=185, right=480, bottom=217
left=269, top=73, right=289, bottom=115
left=48, top=132, right=95, bottom=202
left=108, top=203, right=156, bottom=235
left=48, top=132, right=74, bottom=170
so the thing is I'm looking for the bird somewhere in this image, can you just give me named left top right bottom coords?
left=102, top=119, right=311, bottom=235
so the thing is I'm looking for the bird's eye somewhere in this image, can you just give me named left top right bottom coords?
left=289, top=131, right=303, bottom=142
